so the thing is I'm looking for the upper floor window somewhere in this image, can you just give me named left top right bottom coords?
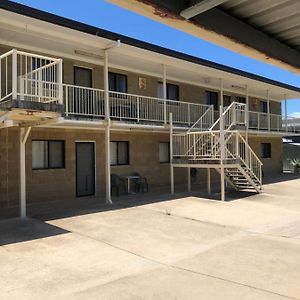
left=224, top=95, right=231, bottom=107
left=235, top=96, right=246, bottom=104
left=74, top=66, right=92, bottom=88
left=206, top=91, right=218, bottom=110
left=157, top=82, right=179, bottom=101
left=261, top=143, right=271, bottom=158
left=32, top=140, right=65, bottom=170
left=260, top=101, right=268, bottom=113
left=109, top=72, right=127, bottom=93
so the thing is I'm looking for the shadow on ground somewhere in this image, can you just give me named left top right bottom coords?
left=0, top=218, right=69, bottom=246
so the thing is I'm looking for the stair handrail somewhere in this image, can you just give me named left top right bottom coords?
left=210, top=102, right=246, bottom=131
left=187, top=105, right=214, bottom=133
left=236, top=132, right=263, bottom=185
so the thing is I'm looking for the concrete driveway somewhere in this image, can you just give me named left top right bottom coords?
left=1, top=176, right=300, bottom=300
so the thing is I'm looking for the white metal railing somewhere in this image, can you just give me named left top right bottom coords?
left=187, top=105, right=214, bottom=132
left=236, top=132, right=263, bottom=185
left=210, top=102, right=246, bottom=131
left=173, top=130, right=262, bottom=186
left=63, top=85, right=212, bottom=126
left=0, top=49, right=63, bottom=104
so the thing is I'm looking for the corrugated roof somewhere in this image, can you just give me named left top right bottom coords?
left=221, top=0, right=300, bottom=51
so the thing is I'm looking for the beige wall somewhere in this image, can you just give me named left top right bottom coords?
left=249, top=136, right=283, bottom=175
left=0, top=127, right=283, bottom=209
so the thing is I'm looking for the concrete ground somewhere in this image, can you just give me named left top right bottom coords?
left=0, top=175, right=300, bottom=300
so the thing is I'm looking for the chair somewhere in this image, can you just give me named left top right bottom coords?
left=131, top=172, right=149, bottom=193
left=111, top=174, right=125, bottom=196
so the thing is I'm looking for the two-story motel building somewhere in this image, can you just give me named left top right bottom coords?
left=0, top=1, right=299, bottom=218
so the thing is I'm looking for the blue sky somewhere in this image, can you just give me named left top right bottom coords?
left=13, top=0, right=300, bottom=115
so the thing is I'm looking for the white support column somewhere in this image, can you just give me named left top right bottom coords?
left=220, top=168, right=225, bottom=202
left=219, top=78, right=225, bottom=202
left=284, top=95, right=288, bottom=132
left=267, top=90, right=270, bottom=131
left=58, top=59, right=63, bottom=105
left=12, top=49, right=18, bottom=100
left=20, top=127, right=31, bottom=218
left=187, top=167, right=191, bottom=192
left=207, top=168, right=211, bottom=195
left=245, top=85, right=249, bottom=143
left=163, top=64, right=167, bottom=125
left=169, top=112, right=174, bottom=195
left=104, top=50, right=112, bottom=205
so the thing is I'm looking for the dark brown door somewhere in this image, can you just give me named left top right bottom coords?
left=76, top=142, right=95, bottom=197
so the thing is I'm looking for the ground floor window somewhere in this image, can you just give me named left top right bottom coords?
left=110, top=141, right=129, bottom=165
left=32, top=140, right=65, bottom=169
left=261, top=143, right=271, bottom=158
left=159, top=142, right=170, bottom=163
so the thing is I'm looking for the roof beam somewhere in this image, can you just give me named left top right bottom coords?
left=180, top=0, right=230, bottom=19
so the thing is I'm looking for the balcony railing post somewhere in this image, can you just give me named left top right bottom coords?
left=38, top=69, right=42, bottom=102
left=12, top=49, right=18, bottom=100
left=58, top=59, right=63, bottom=105
left=65, top=86, right=69, bottom=117
left=188, top=103, right=191, bottom=126
left=267, top=90, right=270, bottom=131
left=193, top=133, right=196, bottom=159
left=137, top=96, right=140, bottom=123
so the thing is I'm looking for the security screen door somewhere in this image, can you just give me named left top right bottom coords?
left=76, top=142, right=95, bottom=197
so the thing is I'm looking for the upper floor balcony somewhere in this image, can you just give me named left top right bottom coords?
left=0, top=49, right=299, bottom=133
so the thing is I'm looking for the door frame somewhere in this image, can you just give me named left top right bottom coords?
left=75, top=141, right=96, bottom=197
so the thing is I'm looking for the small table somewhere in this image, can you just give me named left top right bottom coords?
left=121, top=175, right=140, bottom=194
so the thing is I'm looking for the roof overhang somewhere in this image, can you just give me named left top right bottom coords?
left=108, top=0, right=300, bottom=75
left=0, top=1, right=299, bottom=100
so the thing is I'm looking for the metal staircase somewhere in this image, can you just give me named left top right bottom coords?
left=172, top=102, right=263, bottom=193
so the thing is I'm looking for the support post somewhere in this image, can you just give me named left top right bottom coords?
left=284, top=95, right=288, bottom=132
left=20, top=127, right=31, bottom=218
left=169, top=112, right=174, bottom=195
left=187, top=167, right=191, bottom=192
left=207, top=168, right=211, bottom=195
left=267, top=90, right=270, bottom=131
left=58, top=59, right=63, bottom=105
left=163, top=64, right=167, bottom=125
left=104, top=50, right=112, bottom=205
left=245, top=85, right=249, bottom=143
left=12, top=49, right=18, bottom=100
left=219, top=78, right=225, bottom=201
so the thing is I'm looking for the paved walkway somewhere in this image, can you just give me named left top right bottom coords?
left=0, top=175, right=300, bottom=299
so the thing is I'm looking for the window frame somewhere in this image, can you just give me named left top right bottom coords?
left=73, top=66, right=93, bottom=88
left=32, top=140, right=65, bottom=170
left=261, top=143, right=271, bottom=159
left=110, top=141, right=130, bottom=166
left=159, top=142, right=170, bottom=164
left=157, top=82, right=180, bottom=101
left=205, top=91, right=219, bottom=110
left=108, top=72, right=128, bottom=93
left=260, top=100, right=268, bottom=113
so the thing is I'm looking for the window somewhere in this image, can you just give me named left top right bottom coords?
left=260, top=101, right=268, bottom=113
left=206, top=91, right=218, bottom=110
left=109, top=72, right=127, bottom=93
left=157, top=82, right=179, bottom=101
left=32, top=140, right=65, bottom=169
left=110, top=141, right=129, bottom=165
left=74, top=66, right=92, bottom=88
left=224, top=95, right=231, bottom=107
left=159, top=142, right=170, bottom=163
left=235, top=96, right=246, bottom=104
left=261, top=143, right=271, bottom=158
